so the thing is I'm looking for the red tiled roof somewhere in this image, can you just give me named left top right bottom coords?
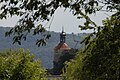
left=54, top=43, right=70, bottom=52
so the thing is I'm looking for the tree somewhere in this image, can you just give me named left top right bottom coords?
left=0, top=49, right=46, bottom=80
left=64, top=12, right=120, bottom=80
left=0, top=0, right=119, bottom=46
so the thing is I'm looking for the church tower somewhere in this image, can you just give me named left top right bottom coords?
left=53, top=28, right=70, bottom=74
left=54, top=28, right=70, bottom=53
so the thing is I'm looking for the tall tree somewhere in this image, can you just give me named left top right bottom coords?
left=64, top=7, right=120, bottom=80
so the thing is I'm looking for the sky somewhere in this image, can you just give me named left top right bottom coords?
left=0, top=8, right=113, bottom=34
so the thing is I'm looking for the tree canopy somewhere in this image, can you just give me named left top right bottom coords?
left=64, top=2, right=120, bottom=80
left=0, top=49, right=46, bottom=80
left=64, top=14, right=120, bottom=80
left=0, top=0, right=119, bottom=46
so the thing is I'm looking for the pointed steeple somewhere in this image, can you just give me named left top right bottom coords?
left=62, top=27, right=64, bottom=33
left=60, top=27, right=66, bottom=43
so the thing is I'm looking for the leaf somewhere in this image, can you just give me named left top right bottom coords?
left=36, top=39, right=46, bottom=47
left=46, top=34, right=51, bottom=39
left=17, top=41, right=21, bottom=45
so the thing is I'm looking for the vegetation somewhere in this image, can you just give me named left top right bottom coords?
left=64, top=3, right=120, bottom=80
left=65, top=22, right=120, bottom=79
left=0, top=49, right=46, bottom=80
left=0, top=0, right=120, bottom=80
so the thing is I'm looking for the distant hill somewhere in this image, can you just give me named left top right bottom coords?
left=0, top=27, right=88, bottom=69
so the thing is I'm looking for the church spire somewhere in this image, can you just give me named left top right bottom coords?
left=62, top=27, right=64, bottom=33
left=60, top=27, right=66, bottom=43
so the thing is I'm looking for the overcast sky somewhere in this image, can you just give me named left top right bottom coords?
left=0, top=8, right=113, bottom=34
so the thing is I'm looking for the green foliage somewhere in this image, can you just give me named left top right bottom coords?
left=0, top=49, right=46, bottom=80
left=0, top=0, right=120, bottom=79
left=64, top=13, right=120, bottom=80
